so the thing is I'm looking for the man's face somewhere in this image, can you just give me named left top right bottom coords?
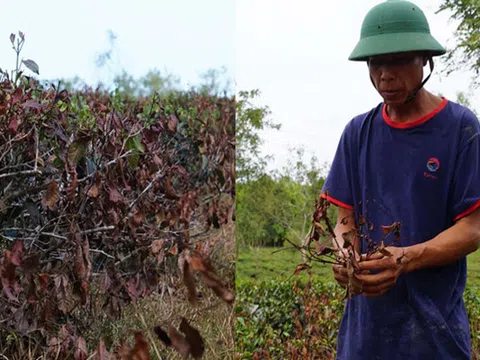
left=368, top=52, right=427, bottom=104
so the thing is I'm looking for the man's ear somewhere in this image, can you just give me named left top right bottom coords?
left=423, top=55, right=428, bottom=66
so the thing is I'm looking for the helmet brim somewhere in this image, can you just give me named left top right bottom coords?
left=348, top=31, right=446, bottom=61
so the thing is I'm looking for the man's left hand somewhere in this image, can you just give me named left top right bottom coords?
left=355, top=246, right=408, bottom=297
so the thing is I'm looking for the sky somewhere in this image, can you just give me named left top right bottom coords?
left=1, top=0, right=479, bottom=174
left=0, top=0, right=234, bottom=91
left=236, top=0, right=480, bottom=172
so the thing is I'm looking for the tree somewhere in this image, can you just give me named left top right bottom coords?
left=456, top=91, right=479, bottom=116
left=437, top=0, right=480, bottom=87
left=236, top=147, right=330, bottom=248
left=236, top=89, right=280, bottom=182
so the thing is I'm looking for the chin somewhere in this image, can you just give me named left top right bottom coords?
left=381, top=95, right=406, bottom=105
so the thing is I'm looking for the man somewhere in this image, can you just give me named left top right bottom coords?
left=321, top=0, right=480, bottom=358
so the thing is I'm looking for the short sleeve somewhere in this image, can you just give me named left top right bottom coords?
left=321, top=122, right=355, bottom=209
left=451, top=109, right=480, bottom=221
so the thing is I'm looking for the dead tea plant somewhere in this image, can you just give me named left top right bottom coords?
left=0, top=31, right=235, bottom=359
left=290, top=193, right=403, bottom=298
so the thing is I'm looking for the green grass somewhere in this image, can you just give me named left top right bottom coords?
left=236, top=245, right=334, bottom=285
left=467, top=248, right=480, bottom=287
left=237, top=245, right=480, bottom=287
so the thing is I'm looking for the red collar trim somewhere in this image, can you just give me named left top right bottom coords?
left=382, top=97, right=448, bottom=129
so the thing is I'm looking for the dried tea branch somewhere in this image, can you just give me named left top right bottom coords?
left=292, top=193, right=403, bottom=299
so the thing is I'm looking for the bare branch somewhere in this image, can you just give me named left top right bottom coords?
left=128, top=166, right=167, bottom=209
left=0, top=169, right=42, bottom=179
left=89, top=248, right=115, bottom=259
left=81, top=226, right=115, bottom=235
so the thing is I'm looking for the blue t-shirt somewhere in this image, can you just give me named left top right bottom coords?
left=322, top=98, right=480, bottom=359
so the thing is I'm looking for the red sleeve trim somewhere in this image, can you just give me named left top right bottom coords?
left=454, top=199, right=480, bottom=222
left=321, top=193, right=354, bottom=210
left=383, top=97, right=448, bottom=129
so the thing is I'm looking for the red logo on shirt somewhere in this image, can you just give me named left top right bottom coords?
left=426, top=158, right=440, bottom=172
left=424, top=158, right=440, bottom=179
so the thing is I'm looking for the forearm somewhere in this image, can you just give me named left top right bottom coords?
left=404, top=216, right=480, bottom=273
left=333, top=207, right=359, bottom=254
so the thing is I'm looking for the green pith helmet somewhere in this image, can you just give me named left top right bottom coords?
left=349, top=0, right=446, bottom=61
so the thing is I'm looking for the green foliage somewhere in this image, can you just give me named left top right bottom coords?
left=236, top=148, right=328, bottom=247
left=235, top=89, right=280, bottom=182
left=236, top=246, right=334, bottom=283
left=456, top=91, right=479, bottom=116
left=437, top=0, right=480, bottom=87
left=235, top=280, right=344, bottom=359
left=235, top=279, right=480, bottom=359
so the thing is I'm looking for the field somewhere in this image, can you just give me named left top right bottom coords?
left=237, top=245, right=480, bottom=286
left=235, top=246, right=480, bottom=359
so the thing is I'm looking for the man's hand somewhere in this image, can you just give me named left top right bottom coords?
left=332, top=250, right=366, bottom=294
left=355, top=246, right=408, bottom=297
left=332, top=257, right=349, bottom=289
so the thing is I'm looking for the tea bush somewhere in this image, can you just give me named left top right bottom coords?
left=235, top=279, right=480, bottom=359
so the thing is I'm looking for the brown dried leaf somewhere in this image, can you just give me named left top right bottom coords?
left=155, top=211, right=165, bottom=224
left=293, top=263, right=311, bottom=275
left=183, top=258, right=198, bottom=305
left=315, top=241, right=335, bottom=256
left=189, top=253, right=235, bottom=303
left=153, top=326, right=172, bottom=347
left=132, top=331, right=150, bottom=360
left=168, top=113, right=178, bottom=132
left=179, top=317, right=205, bottom=359
left=152, top=154, right=163, bottom=167
left=87, top=182, right=100, bottom=198
left=108, top=185, right=123, bottom=203
left=126, top=277, right=138, bottom=302
left=169, top=324, right=190, bottom=359
left=42, top=179, right=60, bottom=210
left=10, top=240, right=24, bottom=266
left=39, top=273, right=50, bottom=292
left=67, top=169, right=78, bottom=200
left=151, top=239, right=165, bottom=254
left=116, top=341, right=131, bottom=360
left=164, top=176, right=179, bottom=200
left=95, top=339, right=111, bottom=360
left=342, top=229, right=356, bottom=248
left=130, top=210, right=145, bottom=228
left=169, top=243, right=178, bottom=256
left=1, top=250, right=20, bottom=302
left=54, top=274, right=74, bottom=314
left=74, top=336, right=88, bottom=360
left=381, top=222, right=401, bottom=235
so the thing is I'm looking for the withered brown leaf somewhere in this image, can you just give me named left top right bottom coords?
left=67, top=169, right=78, bottom=200
left=168, top=114, right=178, bottom=132
left=168, top=324, right=190, bottom=359
left=182, top=257, right=198, bottom=305
left=132, top=331, right=150, bottom=360
left=95, top=339, right=110, bottom=360
left=189, top=253, right=235, bottom=303
left=108, top=185, right=123, bottom=203
left=42, top=179, right=60, bottom=210
left=87, top=182, right=100, bottom=198
left=74, top=336, right=88, bottom=360
left=153, top=326, right=172, bottom=347
left=151, top=239, right=165, bottom=254
left=54, top=274, right=74, bottom=314
left=179, top=317, right=205, bottom=359
left=381, top=222, right=401, bottom=235
left=342, top=229, right=356, bottom=249
left=293, top=263, right=311, bottom=275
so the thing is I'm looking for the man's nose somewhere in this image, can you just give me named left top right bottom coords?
left=379, top=68, right=395, bottom=82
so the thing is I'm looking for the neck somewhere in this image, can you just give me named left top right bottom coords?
left=386, top=89, right=442, bottom=123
